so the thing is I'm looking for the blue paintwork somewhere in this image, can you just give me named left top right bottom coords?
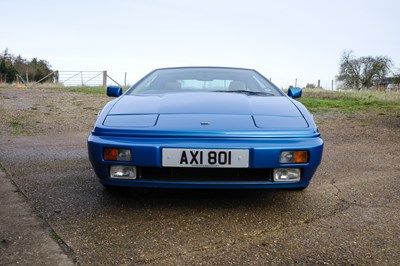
left=88, top=67, right=323, bottom=189
left=288, top=87, right=302, bottom=98
left=106, top=86, right=122, bottom=97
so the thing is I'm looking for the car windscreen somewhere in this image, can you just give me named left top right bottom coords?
left=127, top=68, right=284, bottom=96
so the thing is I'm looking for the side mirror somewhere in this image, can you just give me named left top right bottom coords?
left=107, top=86, right=123, bottom=97
left=288, top=87, right=302, bottom=99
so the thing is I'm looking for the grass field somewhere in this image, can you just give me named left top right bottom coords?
left=298, top=89, right=400, bottom=115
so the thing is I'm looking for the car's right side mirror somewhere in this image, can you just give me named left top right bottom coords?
left=288, top=87, right=302, bottom=98
left=107, top=86, right=123, bottom=97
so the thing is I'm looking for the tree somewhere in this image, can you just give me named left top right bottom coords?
left=336, top=50, right=392, bottom=90
left=0, top=49, right=18, bottom=83
left=0, top=49, right=53, bottom=83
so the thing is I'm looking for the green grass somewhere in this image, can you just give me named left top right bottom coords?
left=65, top=86, right=129, bottom=94
left=51, top=231, right=61, bottom=241
left=1, top=83, right=131, bottom=95
left=69, top=86, right=107, bottom=94
left=298, top=89, right=400, bottom=113
left=0, top=84, right=111, bottom=94
left=9, top=119, right=24, bottom=135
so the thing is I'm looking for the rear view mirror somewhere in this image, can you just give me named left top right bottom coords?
left=107, top=86, right=123, bottom=97
left=288, top=87, right=302, bottom=98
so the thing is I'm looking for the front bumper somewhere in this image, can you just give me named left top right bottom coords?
left=88, top=134, right=323, bottom=189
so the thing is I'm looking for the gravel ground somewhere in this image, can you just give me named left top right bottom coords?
left=0, top=87, right=399, bottom=265
left=0, top=88, right=108, bottom=135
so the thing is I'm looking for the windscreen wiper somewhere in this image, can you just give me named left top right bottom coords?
left=213, top=90, right=275, bottom=96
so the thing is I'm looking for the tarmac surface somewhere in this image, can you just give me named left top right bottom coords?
left=0, top=88, right=399, bottom=265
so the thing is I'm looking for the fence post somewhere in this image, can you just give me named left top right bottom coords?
left=54, top=70, right=59, bottom=84
left=103, top=71, right=107, bottom=87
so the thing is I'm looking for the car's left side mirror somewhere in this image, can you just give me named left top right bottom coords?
left=288, top=87, right=302, bottom=98
left=107, top=86, right=123, bottom=97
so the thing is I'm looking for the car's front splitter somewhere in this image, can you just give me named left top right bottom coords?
left=99, top=178, right=311, bottom=190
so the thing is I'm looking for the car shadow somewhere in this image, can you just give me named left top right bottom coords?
left=99, top=186, right=308, bottom=211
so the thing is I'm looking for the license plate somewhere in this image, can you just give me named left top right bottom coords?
left=162, top=148, right=249, bottom=168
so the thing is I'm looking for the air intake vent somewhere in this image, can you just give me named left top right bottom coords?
left=138, top=167, right=272, bottom=182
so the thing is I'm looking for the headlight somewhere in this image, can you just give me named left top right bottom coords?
left=104, top=148, right=132, bottom=161
left=280, top=151, right=308, bottom=163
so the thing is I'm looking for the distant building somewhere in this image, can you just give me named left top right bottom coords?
left=378, top=77, right=400, bottom=90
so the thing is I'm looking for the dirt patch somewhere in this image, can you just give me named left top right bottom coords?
left=0, top=88, right=109, bottom=136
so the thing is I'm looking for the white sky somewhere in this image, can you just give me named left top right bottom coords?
left=1, top=0, right=399, bottom=88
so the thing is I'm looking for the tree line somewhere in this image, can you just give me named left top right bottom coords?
left=0, top=49, right=53, bottom=83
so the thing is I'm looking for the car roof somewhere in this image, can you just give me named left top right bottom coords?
left=152, top=66, right=257, bottom=72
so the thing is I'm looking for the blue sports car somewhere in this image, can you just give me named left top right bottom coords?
left=88, top=67, right=323, bottom=189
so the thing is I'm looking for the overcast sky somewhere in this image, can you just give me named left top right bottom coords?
left=1, top=0, right=399, bottom=88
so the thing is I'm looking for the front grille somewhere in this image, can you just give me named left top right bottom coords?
left=138, top=167, right=272, bottom=182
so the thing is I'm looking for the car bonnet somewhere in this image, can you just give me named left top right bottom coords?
left=101, top=92, right=310, bottom=132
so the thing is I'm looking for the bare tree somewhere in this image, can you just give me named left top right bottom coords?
left=336, top=50, right=392, bottom=90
